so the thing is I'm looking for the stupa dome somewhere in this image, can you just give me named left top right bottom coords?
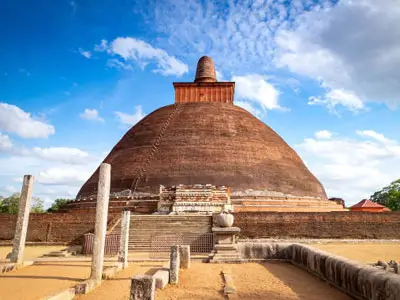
left=76, top=56, right=329, bottom=207
left=77, top=102, right=326, bottom=199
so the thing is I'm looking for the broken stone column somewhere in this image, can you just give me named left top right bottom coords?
left=169, top=245, right=180, bottom=284
left=118, top=210, right=130, bottom=268
left=10, top=175, right=34, bottom=264
left=130, top=275, right=155, bottom=300
left=90, top=163, right=111, bottom=282
left=179, top=245, right=190, bottom=269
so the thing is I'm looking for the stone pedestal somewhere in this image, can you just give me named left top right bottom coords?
left=209, top=227, right=242, bottom=263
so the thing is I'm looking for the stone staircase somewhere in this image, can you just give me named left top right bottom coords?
left=128, top=215, right=212, bottom=252
left=130, top=104, right=182, bottom=192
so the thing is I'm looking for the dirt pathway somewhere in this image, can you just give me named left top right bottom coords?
left=230, top=262, right=351, bottom=300
left=75, top=262, right=163, bottom=300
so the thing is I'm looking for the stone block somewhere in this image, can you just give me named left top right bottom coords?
left=75, top=279, right=100, bottom=294
left=169, top=246, right=180, bottom=284
left=130, top=275, right=155, bottom=300
left=153, top=267, right=169, bottom=289
left=179, top=245, right=190, bottom=269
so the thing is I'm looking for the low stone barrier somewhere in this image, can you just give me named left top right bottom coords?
left=237, top=242, right=292, bottom=260
left=238, top=242, right=400, bottom=300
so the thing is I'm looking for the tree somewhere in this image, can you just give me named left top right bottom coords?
left=47, top=198, right=70, bottom=213
left=31, top=197, right=45, bottom=213
left=370, top=179, right=400, bottom=211
left=0, top=193, right=20, bottom=213
left=0, top=193, right=45, bottom=213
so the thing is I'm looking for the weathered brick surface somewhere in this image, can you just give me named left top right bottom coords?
left=234, top=212, right=400, bottom=239
left=76, top=102, right=327, bottom=200
left=2, top=212, right=400, bottom=244
left=0, top=212, right=119, bottom=244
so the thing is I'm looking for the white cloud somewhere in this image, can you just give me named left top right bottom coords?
left=79, top=48, right=92, bottom=59
left=0, top=185, right=18, bottom=195
left=144, top=0, right=400, bottom=111
left=356, top=130, right=394, bottom=145
left=32, top=147, right=91, bottom=165
left=296, top=130, right=400, bottom=205
left=275, top=0, right=400, bottom=109
left=315, top=130, right=332, bottom=140
left=0, top=133, right=12, bottom=151
left=308, top=89, right=364, bottom=112
left=37, top=167, right=91, bottom=186
left=232, top=74, right=281, bottom=111
left=96, top=37, right=188, bottom=77
left=80, top=108, right=104, bottom=122
left=0, top=103, right=55, bottom=138
left=115, top=106, right=146, bottom=126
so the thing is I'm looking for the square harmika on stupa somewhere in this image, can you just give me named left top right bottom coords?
left=68, top=56, right=344, bottom=213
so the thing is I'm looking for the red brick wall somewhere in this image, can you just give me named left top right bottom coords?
left=234, top=212, right=400, bottom=239
left=2, top=212, right=400, bottom=244
left=0, top=212, right=119, bottom=244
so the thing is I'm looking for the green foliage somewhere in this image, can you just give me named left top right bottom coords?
left=0, top=193, right=46, bottom=213
left=47, top=198, right=70, bottom=213
left=370, top=179, right=400, bottom=211
left=0, top=193, right=20, bottom=213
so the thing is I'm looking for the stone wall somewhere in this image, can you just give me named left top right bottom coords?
left=238, top=242, right=400, bottom=300
left=234, top=212, right=400, bottom=239
left=0, top=212, right=119, bottom=244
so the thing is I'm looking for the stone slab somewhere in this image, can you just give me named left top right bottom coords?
left=102, top=264, right=122, bottom=280
left=212, top=227, right=241, bottom=233
left=75, top=279, right=100, bottom=295
left=222, top=269, right=236, bottom=295
left=153, top=266, right=169, bottom=289
left=42, top=288, right=75, bottom=300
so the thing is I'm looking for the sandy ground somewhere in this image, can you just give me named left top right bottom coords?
left=156, top=263, right=225, bottom=300
left=230, top=262, right=350, bottom=300
left=0, top=262, right=90, bottom=300
left=311, top=243, right=400, bottom=263
left=75, top=262, right=164, bottom=300
left=0, top=246, right=64, bottom=261
left=0, top=261, right=113, bottom=300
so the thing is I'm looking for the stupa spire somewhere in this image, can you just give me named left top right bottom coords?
left=194, top=56, right=217, bottom=82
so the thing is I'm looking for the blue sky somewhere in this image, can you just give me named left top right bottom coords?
left=1, top=0, right=400, bottom=206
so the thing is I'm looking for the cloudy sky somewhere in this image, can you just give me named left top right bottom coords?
left=1, top=0, right=400, bottom=207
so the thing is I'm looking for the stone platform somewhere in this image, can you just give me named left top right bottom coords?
left=209, top=227, right=243, bottom=263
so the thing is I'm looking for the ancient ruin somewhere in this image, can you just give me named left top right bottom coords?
left=68, top=56, right=344, bottom=213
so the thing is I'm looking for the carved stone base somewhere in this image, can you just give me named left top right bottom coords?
left=209, top=227, right=243, bottom=263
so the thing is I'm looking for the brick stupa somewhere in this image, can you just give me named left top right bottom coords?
left=70, top=56, right=344, bottom=213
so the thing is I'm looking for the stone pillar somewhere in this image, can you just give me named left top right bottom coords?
left=90, top=163, right=111, bottom=282
left=10, top=175, right=34, bottom=264
left=179, top=245, right=190, bottom=269
left=169, top=245, right=180, bottom=284
left=118, top=210, right=130, bottom=268
left=130, top=275, right=155, bottom=300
